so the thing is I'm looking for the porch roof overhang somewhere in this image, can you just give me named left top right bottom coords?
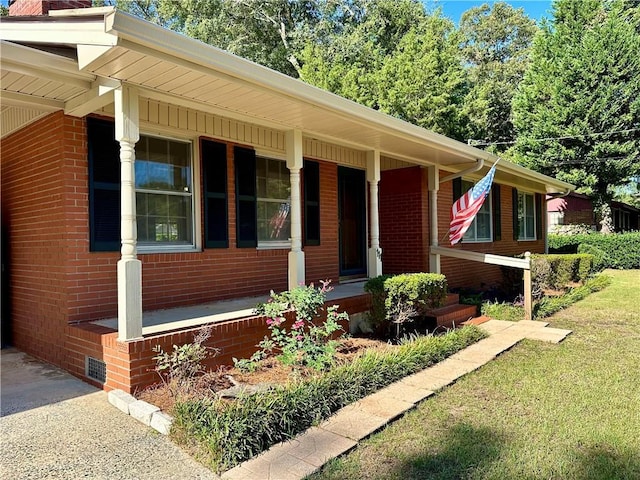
left=0, top=7, right=574, bottom=195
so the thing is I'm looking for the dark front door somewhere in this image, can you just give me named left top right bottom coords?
left=338, top=166, right=367, bottom=276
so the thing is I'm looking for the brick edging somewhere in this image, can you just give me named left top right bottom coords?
left=107, top=390, right=173, bottom=435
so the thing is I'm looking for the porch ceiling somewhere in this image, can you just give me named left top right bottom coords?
left=0, top=8, right=574, bottom=194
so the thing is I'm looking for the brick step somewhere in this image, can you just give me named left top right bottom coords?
left=425, top=304, right=478, bottom=329
left=443, top=293, right=460, bottom=307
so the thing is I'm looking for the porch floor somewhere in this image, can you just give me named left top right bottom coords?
left=92, top=281, right=368, bottom=336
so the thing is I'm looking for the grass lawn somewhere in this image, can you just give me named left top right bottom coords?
left=310, top=270, right=640, bottom=480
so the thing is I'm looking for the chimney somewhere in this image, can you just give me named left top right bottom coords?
left=8, top=0, right=93, bottom=16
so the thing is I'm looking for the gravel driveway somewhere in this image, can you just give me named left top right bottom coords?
left=1, top=349, right=218, bottom=479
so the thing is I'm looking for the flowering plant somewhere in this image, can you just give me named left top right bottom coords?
left=233, top=281, right=348, bottom=372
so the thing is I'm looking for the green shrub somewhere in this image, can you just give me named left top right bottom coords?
left=549, top=232, right=640, bottom=269
left=533, top=274, right=612, bottom=319
left=531, top=254, right=594, bottom=291
left=577, top=243, right=608, bottom=272
left=363, top=274, right=394, bottom=333
left=384, top=273, right=447, bottom=320
left=172, top=326, right=486, bottom=472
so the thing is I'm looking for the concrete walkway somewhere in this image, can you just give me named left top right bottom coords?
left=0, top=349, right=218, bottom=480
left=222, top=320, right=572, bottom=480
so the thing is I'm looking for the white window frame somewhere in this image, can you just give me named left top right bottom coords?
left=135, top=133, right=198, bottom=254
left=518, top=191, right=536, bottom=241
left=461, top=178, right=493, bottom=243
left=256, top=156, right=292, bottom=250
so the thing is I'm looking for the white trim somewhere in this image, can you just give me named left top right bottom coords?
left=257, top=241, right=291, bottom=250
left=430, top=246, right=530, bottom=270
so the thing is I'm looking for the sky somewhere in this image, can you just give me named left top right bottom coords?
left=433, top=0, right=555, bottom=24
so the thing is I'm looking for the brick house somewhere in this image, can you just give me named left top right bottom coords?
left=547, top=192, right=640, bottom=233
left=0, top=3, right=572, bottom=393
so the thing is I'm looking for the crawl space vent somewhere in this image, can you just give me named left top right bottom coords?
left=85, top=356, right=106, bottom=384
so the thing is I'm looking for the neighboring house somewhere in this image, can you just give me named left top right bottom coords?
left=547, top=192, right=639, bottom=233
left=0, top=2, right=572, bottom=393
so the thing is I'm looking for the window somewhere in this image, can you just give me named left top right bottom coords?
left=256, top=156, right=291, bottom=245
left=135, top=136, right=194, bottom=247
left=88, top=118, right=195, bottom=252
left=460, top=179, right=492, bottom=242
left=518, top=192, right=536, bottom=240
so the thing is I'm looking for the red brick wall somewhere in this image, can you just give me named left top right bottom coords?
left=379, top=166, right=429, bottom=274
left=9, top=0, right=91, bottom=16
left=1, top=112, right=69, bottom=366
left=304, top=159, right=339, bottom=285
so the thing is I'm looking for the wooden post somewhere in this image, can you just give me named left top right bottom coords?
left=524, top=251, right=532, bottom=321
left=286, top=129, right=305, bottom=290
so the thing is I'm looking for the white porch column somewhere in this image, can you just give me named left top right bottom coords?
left=286, top=129, right=305, bottom=289
left=366, top=150, right=383, bottom=277
left=428, top=165, right=441, bottom=274
left=115, top=85, right=142, bottom=341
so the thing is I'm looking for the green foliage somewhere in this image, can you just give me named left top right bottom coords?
left=577, top=243, right=608, bottom=272
left=510, top=0, right=640, bottom=205
left=548, top=232, right=640, bottom=269
left=236, top=281, right=348, bottom=372
left=531, top=254, right=595, bottom=291
left=172, top=326, right=487, bottom=472
left=460, top=1, right=537, bottom=148
left=383, top=273, right=447, bottom=320
left=533, top=274, right=612, bottom=318
left=152, top=326, right=215, bottom=396
left=363, top=274, right=394, bottom=332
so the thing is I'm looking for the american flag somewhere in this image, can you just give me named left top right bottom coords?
left=269, top=202, right=290, bottom=238
left=449, top=163, right=497, bottom=246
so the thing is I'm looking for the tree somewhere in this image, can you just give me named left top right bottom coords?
left=460, top=2, right=537, bottom=149
left=511, top=0, right=640, bottom=229
left=376, top=14, right=468, bottom=139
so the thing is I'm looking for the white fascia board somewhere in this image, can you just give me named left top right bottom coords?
left=0, top=18, right=117, bottom=47
left=106, top=11, right=479, bottom=160
left=0, top=41, right=95, bottom=83
left=105, top=11, right=573, bottom=193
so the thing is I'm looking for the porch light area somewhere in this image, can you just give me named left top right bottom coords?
left=91, top=280, right=369, bottom=337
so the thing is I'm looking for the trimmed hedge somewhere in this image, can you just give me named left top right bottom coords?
left=384, top=273, right=447, bottom=320
left=172, top=326, right=486, bottom=472
left=577, top=244, right=608, bottom=272
left=549, top=232, right=640, bottom=269
left=363, top=274, right=394, bottom=332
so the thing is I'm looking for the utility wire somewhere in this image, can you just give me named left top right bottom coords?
left=468, top=127, right=640, bottom=147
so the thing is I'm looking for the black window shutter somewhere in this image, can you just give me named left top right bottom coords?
left=452, top=177, right=462, bottom=201
left=492, top=184, right=501, bottom=241
left=535, top=193, right=543, bottom=240
left=234, top=146, right=257, bottom=248
left=88, top=117, right=121, bottom=252
left=303, top=160, right=320, bottom=246
left=202, top=139, right=228, bottom=248
left=512, top=188, right=519, bottom=241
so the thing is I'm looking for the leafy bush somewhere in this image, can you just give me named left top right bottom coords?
left=549, top=232, right=640, bottom=269
left=236, top=281, right=348, bottom=372
left=533, top=274, right=612, bottom=318
left=363, top=274, right=394, bottom=334
left=384, top=273, right=447, bottom=320
left=172, top=326, right=486, bottom=472
left=577, top=243, right=608, bottom=272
